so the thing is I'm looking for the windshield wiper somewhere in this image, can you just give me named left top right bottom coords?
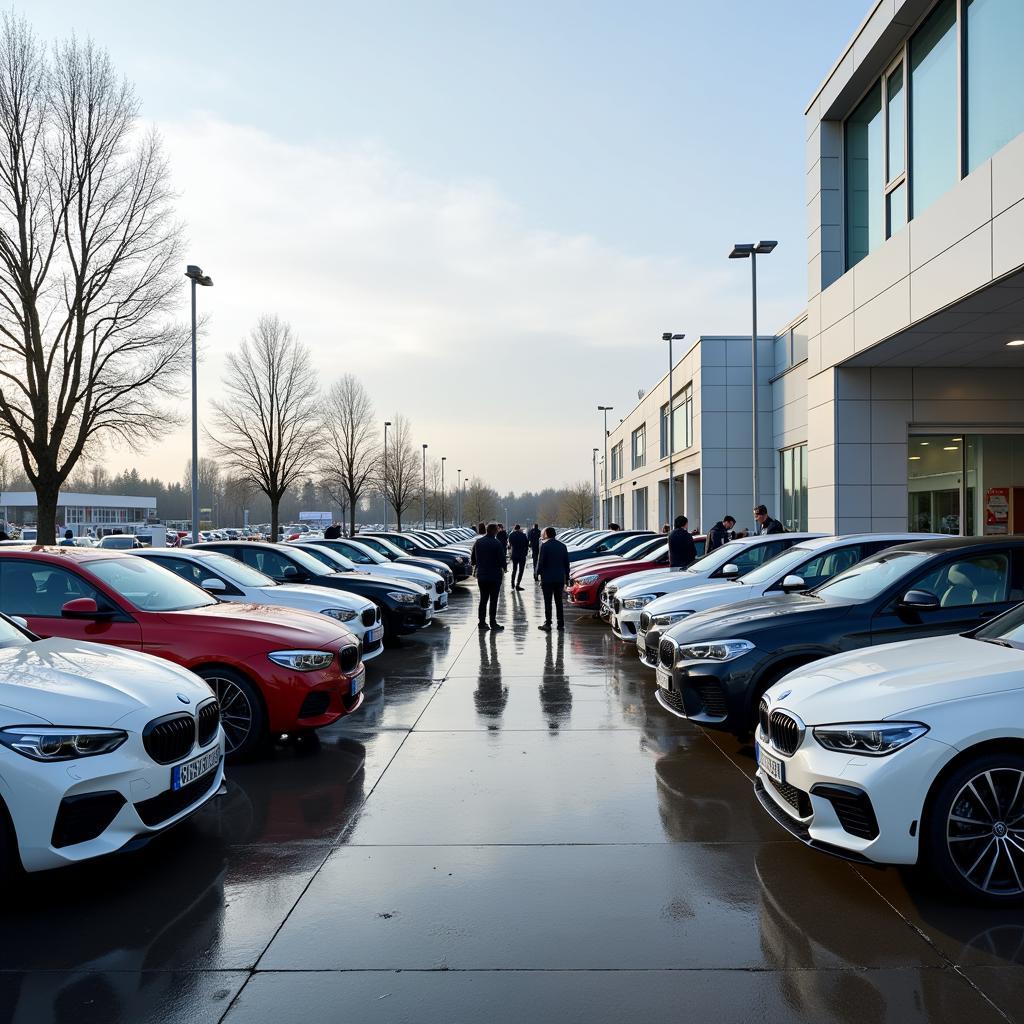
left=976, top=636, right=1015, bottom=648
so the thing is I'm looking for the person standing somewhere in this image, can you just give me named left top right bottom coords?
left=324, top=522, right=342, bottom=539
left=536, top=527, right=570, bottom=631
left=496, top=523, right=508, bottom=550
left=660, top=524, right=670, bottom=535
left=473, top=523, right=506, bottom=631
left=527, top=522, right=541, bottom=574
left=667, top=515, right=697, bottom=568
left=753, top=505, right=785, bottom=535
left=707, top=515, right=736, bottom=552
left=507, top=524, right=529, bottom=590
left=59, top=529, right=76, bottom=547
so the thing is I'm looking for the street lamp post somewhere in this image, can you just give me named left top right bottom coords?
left=592, top=448, right=599, bottom=528
left=441, top=458, right=446, bottom=529
left=729, top=241, right=777, bottom=510
left=456, top=468, right=462, bottom=524
left=383, top=420, right=392, bottom=530
left=421, top=443, right=428, bottom=528
left=185, top=265, right=213, bottom=545
left=661, top=333, right=685, bottom=525
left=597, top=406, right=613, bottom=527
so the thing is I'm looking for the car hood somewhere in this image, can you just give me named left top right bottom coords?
left=646, top=580, right=756, bottom=615
left=612, top=568, right=698, bottom=597
left=257, top=584, right=371, bottom=613
left=367, top=564, right=439, bottom=585
left=766, top=634, right=1024, bottom=724
left=0, top=637, right=211, bottom=727
left=664, top=593, right=845, bottom=643
left=158, top=601, right=354, bottom=648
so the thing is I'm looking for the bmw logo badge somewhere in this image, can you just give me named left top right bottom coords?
left=177, top=693, right=191, bottom=704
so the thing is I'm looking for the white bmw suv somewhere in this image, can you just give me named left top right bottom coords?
left=0, top=614, right=224, bottom=873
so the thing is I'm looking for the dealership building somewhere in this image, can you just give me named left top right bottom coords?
left=0, top=492, right=158, bottom=535
left=604, top=0, right=1024, bottom=539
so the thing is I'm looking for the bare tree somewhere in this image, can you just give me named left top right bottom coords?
left=0, top=20, right=187, bottom=543
left=380, top=414, right=419, bottom=532
left=182, top=457, right=222, bottom=527
left=559, top=481, right=594, bottom=528
left=208, top=315, right=322, bottom=541
left=322, top=374, right=378, bottom=537
left=464, top=477, right=500, bottom=525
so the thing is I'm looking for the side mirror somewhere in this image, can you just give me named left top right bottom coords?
left=720, top=563, right=740, bottom=579
left=61, top=597, right=113, bottom=620
left=201, top=577, right=227, bottom=593
left=10, top=615, right=28, bottom=630
left=780, top=574, right=806, bottom=592
left=900, top=589, right=939, bottom=611
left=282, top=564, right=299, bottom=579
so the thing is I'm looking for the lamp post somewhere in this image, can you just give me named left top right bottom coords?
left=592, top=448, right=599, bottom=528
left=729, top=241, right=777, bottom=510
left=661, top=333, right=685, bottom=525
left=184, top=265, right=213, bottom=545
left=441, top=457, right=446, bottom=529
left=457, top=468, right=462, bottom=524
left=421, top=443, right=428, bottom=528
left=597, top=405, right=613, bottom=527
left=383, top=420, right=392, bottom=530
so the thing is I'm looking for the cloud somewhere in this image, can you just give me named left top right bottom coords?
left=113, top=114, right=758, bottom=494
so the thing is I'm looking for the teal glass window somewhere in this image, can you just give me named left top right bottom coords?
left=886, top=64, right=905, bottom=180
left=845, top=82, right=883, bottom=269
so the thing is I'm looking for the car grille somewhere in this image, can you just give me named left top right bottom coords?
left=363, top=633, right=383, bottom=654
left=197, top=699, right=220, bottom=747
left=298, top=690, right=332, bottom=719
left=143, top=713, right=195, bottom=765
left=695, top=682, right=728, bottom=719
left=420, top=594, right=430, bottom=609
left=643, top=640, right=658, bottom=664
left=435, top=580, right=445, bottom=594
left=758, top=698, right=770, bottom=739
left=659, top=685, right=685, bottom=714
left=639, top=611, right=652, bottom=632
left=339, top=644, right=360, bottom=673
left=134, top=769, right=220, bottom=827
left=659, top=637, right=676, bottom=669
left=812, top=785, right=879, bottom=840
left=765, top=776, right=812, bottom=818
left=767, top=710, right=804, bottom=756
left=613, top=598, right=622, bottom=613
left=361, top=607, right=377, bottom=627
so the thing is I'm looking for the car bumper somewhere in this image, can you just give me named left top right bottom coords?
left=252, top=658, right=366, bottom=733
left=356, top=622, right=385, bottom=661
left=566, top=585, right=599, bottom=609
left=433, top=591, right=449, bottom=612
left=752, top=729, right=953, bottom=866
left=611, top=608, right=642, bottom=643
left=390, top=605, right=433, bottom=634
left=0, top=731, right=226, bottom=873
left=654, top=656, right=757, bottom=732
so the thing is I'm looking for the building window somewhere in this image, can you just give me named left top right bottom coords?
left=660, top=384, right=694, bottom=457
left=966, top=0, right=1024, bottom=172
left=633, top=487, right=648, bottom=530
left=845, top=81, right=884, bottom=269
left=610, top=442, right=623, bottom=482
left=613, top=494, right=625, bottom=527
left=780, top=445, right=808, bottom=532
left=774, top=319, right=809, bottom=376
left=631, top=425, right=646, bottom=469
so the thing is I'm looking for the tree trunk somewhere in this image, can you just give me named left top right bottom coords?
left=349, top=493, right=357, bottom=538
left=34, top=472, right=61, bottom=546
left=270, top=498, right=280, bottom=544
left=395, top=508, right=402, bottom=532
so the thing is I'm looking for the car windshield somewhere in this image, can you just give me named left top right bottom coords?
left=812, top=551, right=928, bottom=602
left=684, top=540, right=750, bottom=574
left=359, top=536, right=402, bottom=559
left=195, top=552, right=275, bottom=587
left=88, top=557, right=217, bottom=611
left=299, top=545, right=356, bottom=572
left=975, top=603, right=1024, bottom=648
left=0, top=616, right=29, bottom=649
left=334, top=541, right=383, bottom=565
left=739, top=544, right=818, bottom=586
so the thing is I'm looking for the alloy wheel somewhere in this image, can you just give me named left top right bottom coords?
left=205, top=675, right=254, bottom=754
left=946, top=768, right=1024, bottom=896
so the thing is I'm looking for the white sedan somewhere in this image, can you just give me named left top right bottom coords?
left=0, top=614, right=224, bottom=873
left=133, top=548, right=386, bottom=660
left=755, top=602, right=1024, bottom=904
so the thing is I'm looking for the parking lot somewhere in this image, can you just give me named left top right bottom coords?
left=4, top=581, right=1023, bottom=1024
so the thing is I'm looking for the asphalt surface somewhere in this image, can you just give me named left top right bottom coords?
left=6, top=579, right=1024, bottom=1023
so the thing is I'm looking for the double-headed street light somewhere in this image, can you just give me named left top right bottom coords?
left=597, top=405, right=613, bottom=527
left=421, top=443, right=428, bottom=528
left=185, top=265, right=213, bottom=544
left=662, top=333, right=685, bottom=525
left=729, top=240, right=777, bottom=509
left=383, top=420, right=392, bottom=530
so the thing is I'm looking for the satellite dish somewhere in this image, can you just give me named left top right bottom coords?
left=637, top=388, right=645, bottom=400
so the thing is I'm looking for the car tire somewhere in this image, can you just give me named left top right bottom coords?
left=196, top=666, right=267, bottom=761
left=0, top=797, right=21, bottom=879
left=922, top=750, right=1024, bottom=905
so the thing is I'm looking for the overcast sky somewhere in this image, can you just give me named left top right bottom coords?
left=27, top=1, right=864, bottom=495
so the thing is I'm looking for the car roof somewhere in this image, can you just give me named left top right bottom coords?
left=786, top=532, right=943, bottom=551
left=878, top=536, right=1024, bottom=554
left=0, top=545, right=126, bottom=562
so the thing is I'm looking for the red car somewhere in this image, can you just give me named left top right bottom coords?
left=565, top=541, right=672, bottom=610
left=0, top=548, right=365, bottom=759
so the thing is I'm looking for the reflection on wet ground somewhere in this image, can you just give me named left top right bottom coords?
left=6, top=582, right=1023, bottom=1022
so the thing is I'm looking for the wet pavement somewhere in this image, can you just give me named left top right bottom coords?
left=6, top=582, right=1024, bottom=1023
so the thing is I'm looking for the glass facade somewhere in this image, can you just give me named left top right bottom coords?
left=774, top=319, right=809, bottom=376
left=633, top=487, right=648, bottom=530
left=780, top=445, right=808, bottom=532
left=631, top=425, right=646, bottom=469
left=966, top=0, right=1024, bottom=172
left=845, top=82, right=883, bottom=269
left=610, top=442, right=623, bottom=482
left=659, top=384, right=693, bottom=456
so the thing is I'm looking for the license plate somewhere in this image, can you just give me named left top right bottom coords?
left=755, top=741, right=785, bottom=786
left=656, top=666, right=673, bottom=690
left=436, top=594, right=448, bottom=608
left=171, top=747, right=220, bottom=791
left=351, top=667, right=365, bottom=697
left=367, top=625, right=384, bottom=643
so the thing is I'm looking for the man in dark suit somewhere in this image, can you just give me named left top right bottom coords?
left=527, top=522, right=541, bottom=573
left=472, top=523, right=506, bottom=631
left=535, top=527, right=571, bottom=631
left=707, top=515, right=736, bottom=552
left=507, top=524, right=529, bottom=590
left=753, top=505, right=785, bottom=535
left=496, top=524, right=508, bottom=550
left=668, top=515, right=697, bottom=568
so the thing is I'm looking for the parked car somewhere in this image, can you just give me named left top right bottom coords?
left=0, top=548, right=366, bottom=758
left=629, top=534, right=921, bottom=659
left=755, top=597, right=1024, bottom=904
left=654, top=537, right=1024, bottom=738
left=316, top=536, right=455, bottom=592
left=98, top=535, right=143, bottom=549
left=566, top=531, right=655, bottom=564
left=360, top=531, right=471, bottom=581
left=133, top=548, right=385, bottom=660
left=0, top=611, right=224, bottom=873
left=197, top=541, right=433, bottom=640
left=349, top=534, right=457, bottom=582
left=565, top=538, right=679, bottom=610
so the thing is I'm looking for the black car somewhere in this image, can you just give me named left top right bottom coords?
left=196, top=541, right=433, bottom=639
left=312, top=537, right=455, bottom=592
left=360, top=532, right=471, bottom=580
left=347, top=535, right=457, bottom=583
left=567, top=531, right=657, bottom=565
left=654, top=537, right=1024, bottom=738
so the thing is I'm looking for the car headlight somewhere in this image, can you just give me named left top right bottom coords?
left=813, top=722, right=929, bottom=756
left=0, top=726, right=127, bottom=761
left=456, top=556, right=467, bottom=565
left=320, top=607, right=357, bottom=622
left=676, top=639, right=755, bottom=662
left=387, top=591, right=418, bottom=604
left=268, top=650, right=335, bottom=671
left=622, top=593, right=661, bottom=610
left=577, top=574, right=599, bottom=586
left=652, top=611, right=693, bottom=627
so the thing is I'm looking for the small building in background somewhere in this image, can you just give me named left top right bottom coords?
left=0, top=491, right=158, bottom=537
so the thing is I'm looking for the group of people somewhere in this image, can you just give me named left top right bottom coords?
left=471, top=521, right=571, bottom=633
